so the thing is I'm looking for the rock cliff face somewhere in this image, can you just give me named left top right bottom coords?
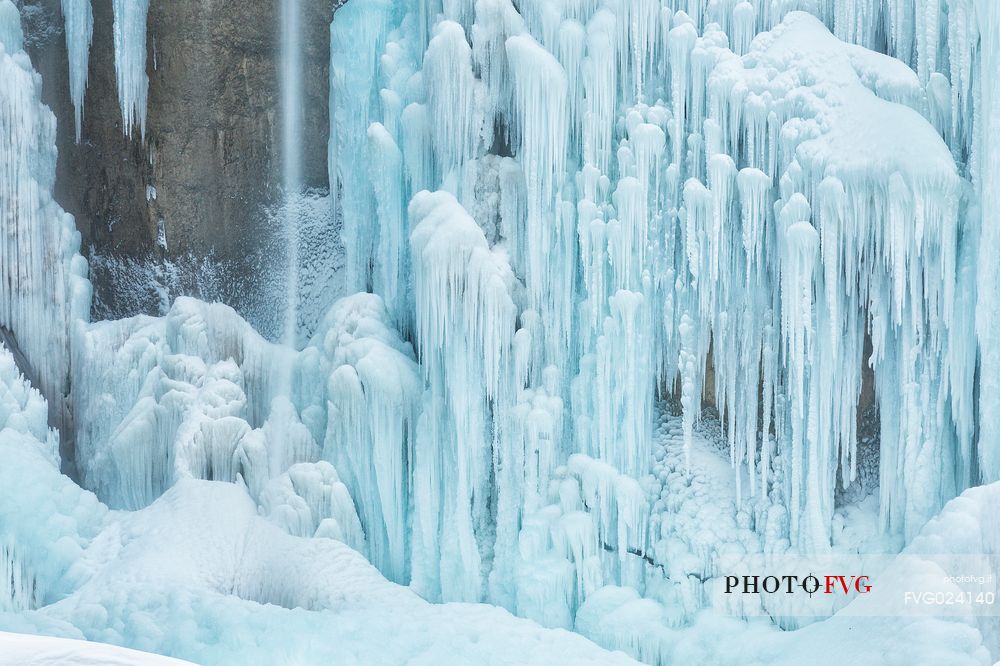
left=19, top=0, right=335, bottom=329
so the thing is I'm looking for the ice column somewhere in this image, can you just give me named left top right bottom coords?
left=60, top=0, right=93, bottom=143
left=298, top=294, right=422, bottom=582
left=974, top=0, right=1000, bottom=482
left=505, top=32, right=572, bottom=366
left=111, top=0, right=149, bottom=138
left=0, top=1, right=91, bottom=443
left=409, top=190, right=517, bottom=602
left=330, top=0, right=394, bottom=292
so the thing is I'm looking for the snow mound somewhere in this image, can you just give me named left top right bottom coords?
left=0, top=631, right=194, bottom=666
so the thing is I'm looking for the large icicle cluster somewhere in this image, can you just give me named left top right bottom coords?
left=407, top=189, right=517, bottom=601
left=72, top=298, right=295, bottom=509
left=297, top=293, right=423, bottom=582
left=698, top=12, right=965, bottom=546
left=0, top=341, right=106, bottom=616
left=0, top=1, right=91, bottom=441
left=972, top=0, right=1000, bottom=484
left=321, top=0, right=997, bottom=643
left=0, top=335, right=638, bottom=664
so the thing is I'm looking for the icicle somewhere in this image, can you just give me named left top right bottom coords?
left=780, top=212, right=819, bottom=549
left=424, top=21, right=487, bottom=176
left=111, top=0, right=149, bottom=138
left=582, top=10, right=617, bottom=174
left=330, top=0, right=394, bottom=292
left=617, top=0, right=659, bottom=101
left=731, top=2, right=756, bottom=55
left=505, top=32, right=572, bottom=363
left=60, top=0, right=93, bottom=143
left=409, top=190, right=517, bottom=602
left=0, top=2, right=91, bottom=439
left=368, top=123, right=410, bottom=328
left=974, top=0, right=1000, bottom=483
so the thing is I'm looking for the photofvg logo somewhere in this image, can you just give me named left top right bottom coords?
left=723, top=574, right=872, bottom=596
left=715, top=553, right=999, bottom=618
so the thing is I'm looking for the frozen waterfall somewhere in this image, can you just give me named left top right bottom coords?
left=1, top=0, right=1000, bottom=663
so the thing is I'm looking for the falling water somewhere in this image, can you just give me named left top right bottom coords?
left=280, top=0, right=302, bottom=350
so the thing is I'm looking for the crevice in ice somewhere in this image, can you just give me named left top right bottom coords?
left=0, top=542, right=41, bottom=613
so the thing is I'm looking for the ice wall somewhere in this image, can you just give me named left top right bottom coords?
left=972, top=0, right=1000, bottom=483
left=2, top=0, right=999, bottom=661
left=323, top=0, right=993, bottom=632
left=0, top=0, right=91, bottom=442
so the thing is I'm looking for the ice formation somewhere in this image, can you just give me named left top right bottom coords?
left=323, top=0, right=979, bottom=607
left=0, top=338, right=640, bottom=663
left=298, top=292, right=422, bottom=581
left=316, top=0, right=1000, bottom=658
left=71, top=298, right=296, bottom=510
left=0, top=1, right=90, bottom=451
left=2, top=0, right=1000, bottom=663
left=111, top=0, right=149, bottom=138
left=974, top=1, right=1000, bottom=484
left=60, top=0, right=93, bottom=143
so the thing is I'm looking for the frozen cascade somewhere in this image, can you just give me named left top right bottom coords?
left=60, top=0, right=93, bottom=143
left=0, top=336, right=641, bottom=664
left=408, top=190, right=517, bottom=602
left=71, top=298, right=297, bottom=510
left=69, top=291, right=420, bottom=575
left=320, top=0, right=996, bottom=642
left=329, top=0, right=394, bottom=293
left=973, top=0, right=1000, bottom=483
left=298, top=293, right=422, bottom=582
left=2, top=0, right=1000, bottom=663
left=0, top=0, right=91, bottom=446
left=111, top=0, right=149, bottom=139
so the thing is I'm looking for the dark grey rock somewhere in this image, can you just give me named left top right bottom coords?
left=20, top=0, right=336, bottom=328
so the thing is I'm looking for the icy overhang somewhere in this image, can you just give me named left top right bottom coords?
left=711, top=11, right=959, bottom=192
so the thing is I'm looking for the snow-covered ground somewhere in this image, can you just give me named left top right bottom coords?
left=0, top=632, right=194, bottom=666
